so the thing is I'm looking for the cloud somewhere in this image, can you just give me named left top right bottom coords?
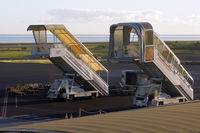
left=46, top=8, right=200, bottom=34
left=47, top=9, right=165, bottom=23
left=187, top=14, right=200, bottom=23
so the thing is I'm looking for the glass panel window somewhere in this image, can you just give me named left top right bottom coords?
left=182, top=69, right=188, bottom=79
left=145, top=46, right=154, bottom=61
left=128, top=32, right=139, bottom=58
left=161, top=46, right=169, bottom=59
left=114, top=26, right=123, bottom=56
left=33, top=30, right=47, bottom=44
left=156, top=41, right=162, bottom=52
left=167, top=53, right=173, bottom=64
left=178, top=65, right=183, bottom=75
left=173, top=59, right=178, bottom=69
left=145, top=30, right=153, bottom=45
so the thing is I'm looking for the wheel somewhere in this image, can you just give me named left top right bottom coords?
left=91, top=93, right=97, bottom=99
left=69, top=95, right=74, bottom=101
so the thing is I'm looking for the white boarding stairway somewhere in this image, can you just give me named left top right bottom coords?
left=136, top=33, right=193, bottom=101
left=108, top=22, right=193, bottom=100
left=27, top=25, right=109, bottom=96
left=49, top=46, right=109, bottom=95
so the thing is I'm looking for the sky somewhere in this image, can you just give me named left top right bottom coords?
left=0, top=0, right=200, bottom=34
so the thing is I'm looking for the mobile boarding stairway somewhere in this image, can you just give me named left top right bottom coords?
left=108, top=22, right=194, bottom=100
left=27, top=25, right=109, bottom=96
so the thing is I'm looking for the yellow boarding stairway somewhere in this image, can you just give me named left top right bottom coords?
left=28, top=25, right=109, bottom=96
left=108, top=22, right=194, bottom=100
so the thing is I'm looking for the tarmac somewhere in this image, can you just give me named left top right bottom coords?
left=0, top=54, right=200, bottom=128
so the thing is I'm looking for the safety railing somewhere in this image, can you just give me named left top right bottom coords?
left=50, top=30, right=107, bottom=73
left=63, top=48, right=108, bottom=86
left=154, top=34, right=194, bottom=87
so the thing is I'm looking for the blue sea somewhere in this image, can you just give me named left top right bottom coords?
left=0, top=34, right=200, bottom=43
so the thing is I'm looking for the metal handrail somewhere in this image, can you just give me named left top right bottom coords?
left=53, top=32, right=108, bottom=73
left=155, top=46, right=193, bottom=88
left=154, top=34, right=194, bottom=86
left=63, top=48, right=108, bottom=89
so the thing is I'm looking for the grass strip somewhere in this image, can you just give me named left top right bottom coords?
left=0, top=59, right=52, bottom=64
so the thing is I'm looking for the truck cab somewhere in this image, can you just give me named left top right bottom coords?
left=133, top=78, right=163, bottom=107
left=133, top=86, right=151, bottom=107
left=135, top=94, right=149, bottom=107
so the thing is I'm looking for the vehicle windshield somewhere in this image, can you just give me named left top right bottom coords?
left=50, top=80, right=62, bottom=90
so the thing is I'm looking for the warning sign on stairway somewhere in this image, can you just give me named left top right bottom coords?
left=56, top=50, right=61, bottom=54
left=50, top=48, right=65, bottom=57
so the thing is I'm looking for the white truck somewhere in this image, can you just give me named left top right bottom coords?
left=133, top=79, right=186, bottom=107
left=133, top=78, right=186, bottom=107
left=121, top=70, right=186, bottom=107
left=48, top=75, right=99, bottom=101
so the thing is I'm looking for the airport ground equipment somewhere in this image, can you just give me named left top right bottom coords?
left=48, top=74, right=99, bottom=100
left=120, top=70, right=149, bottom=90
left=6, top=83, right=40, bottom=96
left=108, top=22, right=194, bottom=104
left=27, top=25, right=109, bottom=96
left=133, top=77, right=186, bottom=107
left=121, top=70, right=186, bottom=107
left=6, top=87, right=26, bottom=96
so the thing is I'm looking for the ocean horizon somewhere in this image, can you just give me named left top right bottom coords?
left=0, top=34, right=200, bottom=43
